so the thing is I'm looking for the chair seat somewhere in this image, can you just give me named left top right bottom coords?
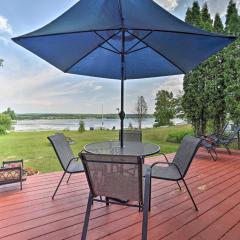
left=201, top=139, right=215, bottom=149
left=67, top=160, right=84, bottom=173
left=143, top=164, right=182, bottom=181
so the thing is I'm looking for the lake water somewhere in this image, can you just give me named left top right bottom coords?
left=12, top=118, right=186, bottom=132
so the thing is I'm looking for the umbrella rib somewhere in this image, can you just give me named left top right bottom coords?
left=127, top=46, right=148, bottom=54
left=126, top=31, right=153, bottom=54
left=94, top=31, right=121, bottom=54
left=127, top=30, right=186, bottom=74
left=99, top=46, right=120, bottom=54
left=12, top=29, right=236, bottom=41
left=63, top=30, right=121, bottom=73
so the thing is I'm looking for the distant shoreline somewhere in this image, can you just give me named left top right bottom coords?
left=16, top=113, right=154, bottom=120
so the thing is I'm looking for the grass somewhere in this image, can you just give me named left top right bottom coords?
left=0, top=125, right=192, bottom=173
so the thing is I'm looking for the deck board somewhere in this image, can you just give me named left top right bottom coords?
left=0, top=148, right=239, bottom=240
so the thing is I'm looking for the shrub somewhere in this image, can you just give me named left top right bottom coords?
left=78, top=120, right=85, bottom=132
left=166, top=130, right=194, bottom=143
left=128, top=121, right=133, bottom=129
left=0, top=126, right=7, bottom=135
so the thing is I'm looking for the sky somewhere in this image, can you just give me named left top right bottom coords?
left=0, top=0, right=239, bottom=114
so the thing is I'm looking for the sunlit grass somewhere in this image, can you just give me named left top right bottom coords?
left=0, top=125, right=192, bottom=173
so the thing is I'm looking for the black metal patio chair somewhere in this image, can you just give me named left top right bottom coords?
left=200, top=123, right=229, bottom=160
left=204, top=123, right=229, bottom=142
left=48, top=134, right=84, bottom=199
left=79, top=153, right=151, bottom=240
left=146, top=136, right=202, bottom=211
left=200, top=138, right=218, bottom=161
left=119, top=129, right=142, bottom=142
left=204, top=126, right=240, bottom=155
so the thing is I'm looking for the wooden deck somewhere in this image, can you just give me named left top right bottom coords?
left=0, top=148, right=240, bottom=240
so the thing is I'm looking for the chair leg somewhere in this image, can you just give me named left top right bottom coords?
left=182, top=179, right=198, bottom=211
left=177, top=181, right=181, bottom=190
left=106, top=197, right=109, bottom=206
left=210, top=148, right=218, bottom=161
left=142, top=168, right=151, bottom=240
left=148, top=176, right=152, bottom=211
left=52, top=171, right=66, bottom=200
left=225, top=145, right=231, bottom=155
left=67, top=173, right=72, bottom=184
left=81, top=193, right=94, bottom=240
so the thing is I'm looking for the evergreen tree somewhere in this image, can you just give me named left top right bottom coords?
left=224, top=0, right=240, bottom=124
left=182, top=2, right=214, bottom=135
left=201, top=3, right=213, bottom=31
left=213, top=13, right=224, bottom=33
left=191, top=1, right=202, bottom=27
left=225, top=0, right=239, bottom=36
left=185, top=8, right=193, bottom=24
left=183, top=0, right=240, bottom=132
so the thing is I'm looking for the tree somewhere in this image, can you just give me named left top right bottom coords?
left=213, top=13, right=224, bottom=33
left=191, top=1, right=202, bottom=27
left=154, top=90, right=174, bottom=127
left=173, top=91, right=184, bottom=119
left=224, top=0, right=240, bottom=124
left=78, top=120, right=85, bottom=132
left=185, top=8, right=193, bottom=24
left=135, top=96, right=147, bottom=129
left=0, top=59, right=3, bottom=67
left=3, top=108, right=16, bottom=120
left=0, top=114, right=12, bottom=134
left=183, top=2, right=213, bottom=135
left=225, top=0, right=239, bottom=36
left=201, top=3, right=213, bottom=31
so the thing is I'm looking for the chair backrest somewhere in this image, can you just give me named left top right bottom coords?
left=224, top=126, right=240, bottom=142
left=219, top=123, right=229, bottom=137
left=48, top=134, right=75, bottom=171
left=173, top=136, right=202, bottom=178
left=80, top=153, right=143, bottom=202
left=119, top=130, right=142, bottom=142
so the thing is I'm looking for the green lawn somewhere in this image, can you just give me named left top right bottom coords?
left=0, top=125, right=192, bottom=173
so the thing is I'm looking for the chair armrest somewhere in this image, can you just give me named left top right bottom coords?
left=66, top=157, right=79, bottom=170
left=150, top=161, right=171, bottom=168
left=150, top=161, right=184, bottom=179
left=158, top=153, right=170, bottom=163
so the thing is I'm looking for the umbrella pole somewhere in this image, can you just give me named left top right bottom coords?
left=120, top=29, right=125, bottom=148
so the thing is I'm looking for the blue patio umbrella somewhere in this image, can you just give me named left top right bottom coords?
left=12, top=0, right=236, bottom=147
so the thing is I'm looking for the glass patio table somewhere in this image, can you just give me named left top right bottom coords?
left=84, top=141, right=160, bottom=157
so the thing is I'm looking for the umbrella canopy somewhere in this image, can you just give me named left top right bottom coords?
left=13, top=0, right=236, bottom=147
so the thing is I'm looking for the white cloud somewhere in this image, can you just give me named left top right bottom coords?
left=151, top=75, right=184, bottom=97
left=0, top=16, right=12, bottom=34
left=153, top=0, right=179, bottom=10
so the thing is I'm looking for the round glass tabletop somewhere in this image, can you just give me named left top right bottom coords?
left=84, top=141, right=160, bottom=157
